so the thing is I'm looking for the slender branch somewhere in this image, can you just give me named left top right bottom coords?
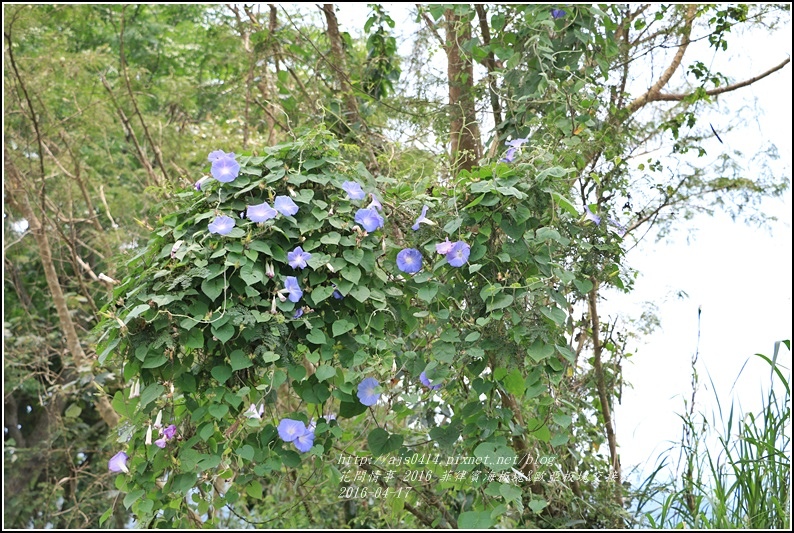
left=4, top=28, right=46, bottom=181
left=587, top=281, right=623, bottom=507
left=626, top=4, right=697, bottom=113
left=474, top=4, right=503, bottom=132
left=652, top=57, right=790, bottom=102
left=100, top=75, right=159, bottom=187
left=417, top=5, right=446, bottom=50
left=118, top=6, right=169, bottom=184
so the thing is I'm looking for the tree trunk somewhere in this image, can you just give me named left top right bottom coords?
left=4, top=150, right=120, bottom=430
left=445, top=8, right=481, bottom=175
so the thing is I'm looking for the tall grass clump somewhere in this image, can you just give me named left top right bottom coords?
left=634, top=339, right=790, bottom=529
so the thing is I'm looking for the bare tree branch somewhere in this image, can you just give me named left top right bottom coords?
left=626, top=4, right=697, bottom=113
left=653, top=57, right=790, bottom=103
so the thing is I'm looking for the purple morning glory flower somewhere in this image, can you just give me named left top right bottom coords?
left=108, top=451, right=129, bottom=473
left=332, top=284, right=343, bottom=299
left=551, top=8, right=566, bottom=19
left=357, top=377, right=381, bottom=406
left=208, top=215, right=235, bottom=235
left=293, top=428, right=315, bottom=453
left=436, top=238, right=454, bottom=255
left=608, top=218, right=627, bottom=236
left=368, top=193, right=383, bottom=211
left=396, top=248, right=423, bottom=274
left=208, top=150, right=235, bottom=162
left=446, top=241, right=470, bottom=267
left=354, top=208, right=384, bottom=232
left=584, top=206, right=601, bottom=226
left=194, top=177, right=210, bottom=191
left=277, top=418, right=307, bottom=442
left=420, top=371, right=442, bottom=391
left=274, top=196, right=299, bottom=216
left=411, top=205, right=435, bottom=230
left=163, top=424, right=177, bottom=440
left=284, top=276, right=303, bottom=302
left=500, top=147, right=518, bottom=163
left=247, top=202, right=278, bottom=223
left=287, top=246, right=312, bottom=269
left=154, top=437, right=167, bottom=449
left=211, top=154, right=240, bottom=183
left=341, top=181, right=366, bottom=201
left=293, top=308, right=304, bottom=319
left=500, top=138, right=528, bottom=163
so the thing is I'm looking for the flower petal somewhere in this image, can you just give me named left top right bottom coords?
left=396, top=248, right=423, bottom=274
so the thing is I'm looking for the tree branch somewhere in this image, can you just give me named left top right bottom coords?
left=626, top=4, right=696, bottom=113
left=118, top=6, right=169, bottom=185
left=417, top=5, right=446, bottom=50
left=474, top=4, right=503, bottom=133
left=587, top=281, right=623, bottom=507
left=652, top=57, right=790, bottom=103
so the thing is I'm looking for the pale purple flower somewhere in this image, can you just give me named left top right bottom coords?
left=194, top=176, right=210, bottom=191
left=608, top=218, right=627, bottom=236
left=287, top=246, right=312, bottom=270
left=341, top=181, right=366, bottom=201
left=211, top=154, right=240, bottom=183
left=293, top=308, right=304, bottom=319
left=208, top=215, right=235, bottom=235
left=208, top=150, right=235, bottom=162
left=500, top=147, right=518, bottom=163
left=411, top=205, right=435, bottom=230
left=505, top=138, right=529, bottom=148
left=274, top=196, right=299, bottom=216
left=247, top=202, right=278, bottom=223
left=396, top=248, right=423, bottom=274
left=293, top=428, right=315, bottom=453
left=243, top=403, right=265, bottom=420
left=551, top=8, right=566, bottom=19
left=420, top=371, right=442, bottom=391
left=154, top=437, right=167, bottom=449
left=283, top=276, right=303, bottom=302
left=163, top=424, right=177, bottom=440
left=584, top=206, right=601, bottom=226
left=500, top=138, right=528, bottom=163
left=436, top=238, right=455, bottom=255
left=446, top=241, right=470, bottom=267
left=108, top=451, right=129, bottom=473
left=357, top=377, right=381, bottom=406
left=355, top=208, right=384, bottom=232
left=368, top=193, right=383, bottom=211
left=277, top=418, right=308, bottom=442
